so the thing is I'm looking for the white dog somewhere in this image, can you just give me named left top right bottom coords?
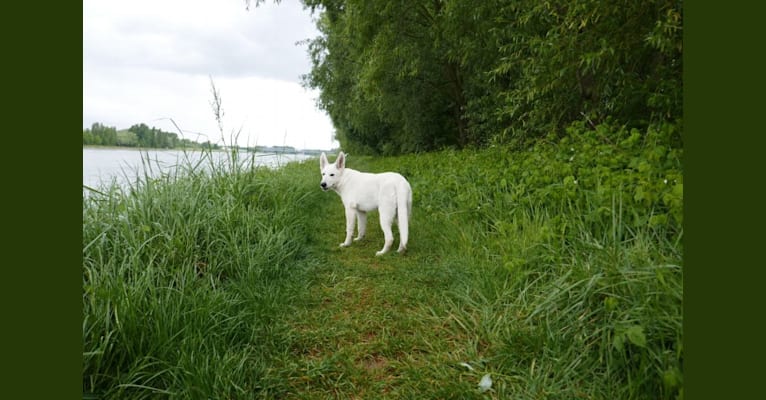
left=320, top=152, right=412, bottom=256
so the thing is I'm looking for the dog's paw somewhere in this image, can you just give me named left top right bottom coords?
left=339, top=242, right=351, bottom=248
left=353, top=236, right=364, bottom=242
left=375, top=250, right=388, bottom=256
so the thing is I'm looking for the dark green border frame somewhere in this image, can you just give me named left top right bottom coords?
left=4, top=2, right=82, bottom=399
left=10, top=0, right=760, bottom=398
left=685, top=1, right=764, bottom=400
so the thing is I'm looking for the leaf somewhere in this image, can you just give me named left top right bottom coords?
left=613, top=333, right=624, bottom=351
left=673, top=183, right=683, bottom=196
left=649, top=214, right=668, bottom=226
left=663, top=367, right=682, bottom=389
left=625, top=325, right=647, bottom=348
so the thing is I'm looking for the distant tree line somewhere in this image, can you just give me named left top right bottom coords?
left=299, top=0, right=682, bottom=155
left=83, top=122, right=218, bottom=149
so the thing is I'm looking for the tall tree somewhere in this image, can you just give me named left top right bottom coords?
left=300, top=0, right=681, bottom=153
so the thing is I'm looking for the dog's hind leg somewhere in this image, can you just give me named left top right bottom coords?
left=396, top=181, right=412, bottom=253
left=396, top=187, right=411, bottom=253
left=396, top=212, right=408, bottom=253
left=354, top=211, right=367, bottom=241
left=376, top=207, right=395, bottom=256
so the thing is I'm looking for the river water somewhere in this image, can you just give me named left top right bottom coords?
left=83, top=147, right=312, bottom=191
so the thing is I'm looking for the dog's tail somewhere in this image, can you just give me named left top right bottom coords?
left=396, top=180, right=412, bottom=251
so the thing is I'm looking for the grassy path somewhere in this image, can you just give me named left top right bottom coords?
left=83, top=143, right=682, bottom=398
left=269, top=189, right=493, bottom=399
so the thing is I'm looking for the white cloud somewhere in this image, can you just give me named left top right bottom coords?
left=83, top=0, right=337, bottom=150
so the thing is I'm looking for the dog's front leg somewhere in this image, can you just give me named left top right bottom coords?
left=354, top=211, right=367, bottom=242
left=340, top=206, right=356, bottom=247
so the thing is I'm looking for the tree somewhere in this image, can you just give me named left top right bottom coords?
left=300, top=0, right=682, bottom=154
left=84, top=122, right=119, bottom=146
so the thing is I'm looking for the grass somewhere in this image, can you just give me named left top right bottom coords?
left=83, top=130, right=682, bottom=399
left=83, top=151, right=323, bottom=398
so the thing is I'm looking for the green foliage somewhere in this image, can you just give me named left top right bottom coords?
left=127, top=123, right=203, bottom=149
left=83, top=122, right=119, bottom=146
left=83, top=121, right=681, bottom=398
left=388, top=119, right=683, bottom=239
left=83, top=122, right=216, bottom=149
left=347, top=121, right=683, bottom=398
left=302, top=0, right=682, bottom=154
left=490, top=0, right=682, bottom=139
left=116, top=130, right=138, bottom=146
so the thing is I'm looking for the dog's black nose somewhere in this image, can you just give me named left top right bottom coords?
left=320, top=182, right=327, bottom=189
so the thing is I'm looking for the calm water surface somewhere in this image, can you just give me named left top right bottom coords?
left=83, top=148, right=312, bottom=191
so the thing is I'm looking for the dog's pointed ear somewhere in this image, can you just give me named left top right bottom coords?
left=336, top=152, right=345, bottom=170
left=320, top=152, right=328, bottom=170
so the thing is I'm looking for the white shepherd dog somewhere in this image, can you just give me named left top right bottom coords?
left=320, top=152, right=412, bottom=256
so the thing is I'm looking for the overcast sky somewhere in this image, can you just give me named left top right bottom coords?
left=83, top=0, right=338, bottom=150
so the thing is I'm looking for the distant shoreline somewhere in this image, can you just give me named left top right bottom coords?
left=83, top=145, right=223, bottom=151
left=83, top=145, right=331, bottom=155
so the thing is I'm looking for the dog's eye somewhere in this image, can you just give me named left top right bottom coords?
left=330, top=173, right=335, bottom=177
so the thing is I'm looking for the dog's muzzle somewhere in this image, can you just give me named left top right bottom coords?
left=320, top=182, right=328, bottom=191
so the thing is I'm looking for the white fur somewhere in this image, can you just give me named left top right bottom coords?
left=320, top=151, right=412, bottom=256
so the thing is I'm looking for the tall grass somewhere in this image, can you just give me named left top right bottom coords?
left=336, top=122, right=683, bottom=399
left=433, top=196, right=683, bottom=399
left=83, top=149, right=323, bottom=398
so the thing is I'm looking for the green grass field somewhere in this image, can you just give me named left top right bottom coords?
left=83, top=124, right=682, bottom=399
